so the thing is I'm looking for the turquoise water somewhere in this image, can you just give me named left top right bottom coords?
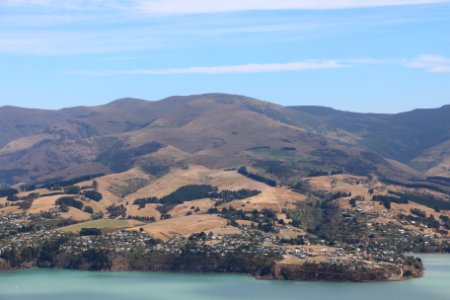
left=0, top=255, right=449, bottom=300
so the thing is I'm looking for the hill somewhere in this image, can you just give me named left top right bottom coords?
left=2, top=93, right=447, bottom=189
left=288, top=104, right=450, bottom=173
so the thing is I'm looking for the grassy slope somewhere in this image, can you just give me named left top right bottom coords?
left=59, top=219, right=137, bottom=233
left=0, top=93, right=435, bottom=185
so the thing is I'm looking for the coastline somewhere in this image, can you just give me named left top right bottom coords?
left=0, top=253, right=424, bottom=282
left=2, top=254, right=449, bottom=300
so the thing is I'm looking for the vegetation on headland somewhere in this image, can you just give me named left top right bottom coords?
left=275, top=256, right=423, bottom=281
left=0, top=224, right=423, bottom=282
left=0, top=205, right=430, bottom=282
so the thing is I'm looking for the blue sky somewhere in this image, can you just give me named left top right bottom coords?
left=1, top=0, right=449, bottom=113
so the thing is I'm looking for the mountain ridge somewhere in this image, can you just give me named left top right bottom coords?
left=2, top=93, right=448, bottom=114
left=0, top=93, right=448, bottom=188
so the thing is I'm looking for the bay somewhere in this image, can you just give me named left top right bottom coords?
left=0, top=254, right=449, bottom=300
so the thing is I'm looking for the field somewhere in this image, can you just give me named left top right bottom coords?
left=170, top=199, right=215, bottom=218
left=307, top=174, right=450, bottom=221
left=124, top=165, right=306, bottom=214
left=130, top=214, right=239, bottom=241
left=59, top=219, right=141, bottom=233
left=2, top=165, right=449, bottom=243
left=1, top=165, right=306, bottom=221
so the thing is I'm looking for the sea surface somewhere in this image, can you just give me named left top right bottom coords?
left=0, top=254, right=449, bottom=300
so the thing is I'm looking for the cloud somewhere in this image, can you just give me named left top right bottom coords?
left=1, top=0, right=126, bottom=10
left=134, top=0, right=450, bottom=15
left=2, top=1, right=448, bottom=56
left=2, top=0, right=449, bottom=14
left=69, top=60, right=343, bottom=76
left=70, top=56, right=450, bottom=76
left=2, top=0, right=51, bottom=5
left=406, top=55, right=450, bottom=73
left=0, top=29, right=163, bottom=55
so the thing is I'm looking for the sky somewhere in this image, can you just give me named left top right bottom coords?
left=1, top=0, right=450, bottom=113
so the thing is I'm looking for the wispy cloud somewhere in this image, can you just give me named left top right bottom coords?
left=1, top=0, right=127, bottom=10
left=2, top=0, right=449, bottom=14
left=69, top=60, right=343, bottom=76
left=406, top=55, right=450, bottom=73
left=0, top=29, right=163, bottom=55
left=69, top=55, right=450, bottom=76
left=2, top=1, right=448, bottom=56
left=134, top=0, right=450, bottom=15
left=2, top=0, right=50, bottom=6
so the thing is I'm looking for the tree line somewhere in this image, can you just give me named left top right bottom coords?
left=372, top=192, right=450, bottom=212
left=238, top=167, right=277, bottom=187
left=132, top=184, right=260, bottom=212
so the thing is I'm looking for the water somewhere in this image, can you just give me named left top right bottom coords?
left=0, top=255, right=449, bottom=300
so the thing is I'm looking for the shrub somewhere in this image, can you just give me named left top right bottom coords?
left=84, top=206, right=94, bottom=214
left=0, top=187, right=19, bottom=198
left=133, top=197, right=158, bottom=209
left=80, top=228, right=102, bottom=236
left=83, top=190, right=103, bottom=201
left=107, top=204, right=126, bottom=218
left=64, top=186, right=81, bottom=195
left=56, top=197, right=84, bottom=210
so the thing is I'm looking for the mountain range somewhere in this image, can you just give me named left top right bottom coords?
left=0, top=93, right=449, bottom=191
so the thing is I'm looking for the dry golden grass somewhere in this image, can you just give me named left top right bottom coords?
left=129, top=214, right=235, bottom=241
left=0, top=206, right=21, bottom=214
left=0, top=194, right=62, bottom=215
left=68, top=168, right=153, bottom=215
left=4, top=166, right=447, bottom=242
left=426, top=158, right=450, bottom=178
left=217, top=186, right=305, bottom=212
left=59, top=219, right=141, bottom=233
left=127, top=203, right=161, bottom=220
left=307, top=174, right=450, bottom=219
left=124, top=165, right=246, bottom=200
left=169, top=198, right=215, bottom=218
left=96, top=168, right=150, bottom=199
left=126, top=165, right=305, bottom=213
left=0, top=196, right=8, bottom=206
left=1, top=165, right=307, bottom=218
left=127, top=165, right=278, bottom=200
left=59, top=207, right=91, bottom=221
left=28, top=195, right=62, bottom=213
left=307, top=174, right=376, bottom=201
